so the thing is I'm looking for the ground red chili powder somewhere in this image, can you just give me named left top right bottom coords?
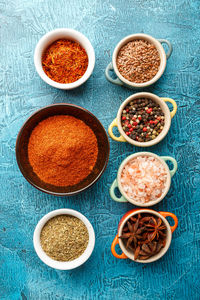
left=42, top=39, right=88, bottom=84
left=28, top=115, right=98, bottom=187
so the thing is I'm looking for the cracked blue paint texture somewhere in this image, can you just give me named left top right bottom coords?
left=0, top=0, right=200, bottom=299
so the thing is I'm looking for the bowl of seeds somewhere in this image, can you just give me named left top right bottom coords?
left=33, top=209, right=95, bottom=270
left=111, top=208, right=178, bottom=263
left=105, top=33, right=172, bottom=89
left=108, top=92, right=177, bottom=147
left=110, top=152, right=177, bottom=207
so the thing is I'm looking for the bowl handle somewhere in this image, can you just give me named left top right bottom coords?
left=157, top=39, right=173, bottom=59
left=159, top=211, right=178, bottom=233
left=110, top=179, right=128, bottom=202
left=161, top=97, right=177, bottom=119
left=105, top=62, right=123, bottom=86
left=111, top=235, right=127, bottom=259
left=108, top=118, right=127, bottom=142
left=160, top=156, right=177, bottom=177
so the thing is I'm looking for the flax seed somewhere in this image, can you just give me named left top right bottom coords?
left=116, top=39, right=160, bottom=83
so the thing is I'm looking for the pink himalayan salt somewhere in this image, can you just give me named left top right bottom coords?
left=120, top=156, right=167, bottom=203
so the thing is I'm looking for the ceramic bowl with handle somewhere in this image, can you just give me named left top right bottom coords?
left=34, top=28, right=95, bottom=90
left=33, top=209, right=95, bottom=270
left=111, top=208, right=178, bottom=263
left=110, top=152, right=177, bottom=207
left=16, top=103, right=110, bottom=196
left=105, top=33, right=172, bottom=89
left=108, top=92, right=177, bottom=147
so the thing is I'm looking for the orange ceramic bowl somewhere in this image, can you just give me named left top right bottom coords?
left=111, top=208, right=178, bottom=263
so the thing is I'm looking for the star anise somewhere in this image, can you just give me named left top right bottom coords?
left=119, top=217, right=145, bottom=251
left=145, top=217, right=166, bottom=242
left=119, top=213, right=167, bottom=260
left=138, top=241, right=164, bottom=260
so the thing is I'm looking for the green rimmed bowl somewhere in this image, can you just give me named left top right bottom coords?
left=110, top=152, right=177, bottom=207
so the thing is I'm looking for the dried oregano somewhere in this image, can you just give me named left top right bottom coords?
left=40, top=215, right=89, bottom=261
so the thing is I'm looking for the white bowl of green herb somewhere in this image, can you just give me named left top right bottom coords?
left=33, top=209, right=95, bottom=270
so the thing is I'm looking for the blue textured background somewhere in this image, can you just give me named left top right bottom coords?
left=0, top=0, right=200, bottom=299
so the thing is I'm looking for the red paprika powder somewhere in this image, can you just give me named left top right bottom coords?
left=28, top=115, right=98, bottom=187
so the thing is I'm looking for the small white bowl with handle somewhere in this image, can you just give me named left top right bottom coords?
left=109, top=152, right=177, bottom=207
left=105, top=33, right=172, bottom=89
left=108, top=92, right=177, bottom=147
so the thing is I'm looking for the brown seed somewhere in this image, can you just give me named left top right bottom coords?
left=116, top=39, right=160, bottom=83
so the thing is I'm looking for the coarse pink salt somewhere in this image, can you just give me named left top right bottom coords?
left=120, top=156, right=167, bottom=203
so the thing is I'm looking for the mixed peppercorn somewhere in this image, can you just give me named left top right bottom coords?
left=121, top=98, right=165, bottom=142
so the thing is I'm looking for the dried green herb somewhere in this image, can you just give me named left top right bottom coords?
left=40, top=215, right=89, bottom=261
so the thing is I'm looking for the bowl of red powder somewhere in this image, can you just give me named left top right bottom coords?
left=110, top=152, right=177, bottom=207
left=34, top=28, right=95, bottom=89
left=16, top=104, right=109, bottom=196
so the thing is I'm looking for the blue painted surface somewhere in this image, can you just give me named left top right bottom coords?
left=0, top=0, right=200, bottom=299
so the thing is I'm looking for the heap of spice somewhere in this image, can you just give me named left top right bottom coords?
left=42, top=39, right=88, bottom=84
left=121, top=98, right=165, bottom=142
left=28, top=115, right=98, bottom=187
left=120, top=156, right=167, bottom=203
left=40, top=215, right=89, bottom=261
left=119, top=213, right=167, bottom=260
left=117, top=39, right=160, bottom=83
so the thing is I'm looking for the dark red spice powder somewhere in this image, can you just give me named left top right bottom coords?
left=28, top=115, right=98, bottom=187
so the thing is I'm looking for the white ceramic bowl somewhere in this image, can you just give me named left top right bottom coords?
left=105, top=33, right=172, bottom=89
left=34, top=28, right=95, bottom=89
left=33, top=209, right=95, bottom=270
left=111, top=208, right=178, bottom=263
left=110, top=152, right=177, bottom=207
left=108, top=92, right=177, bottom=147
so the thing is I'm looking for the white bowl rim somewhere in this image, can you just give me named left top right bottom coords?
left=112, top=33, right=166, bottom=87
left=116, top=92, right=171, bottom=147
left=117, top=152, right=171, bottom=207
left=118, top=209, right=172, bottom=263
left=34, top=28, right=95, bottom=90
left=33, top=209, right=95, bottom=270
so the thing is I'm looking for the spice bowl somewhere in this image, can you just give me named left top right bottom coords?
left=105, top=33, right=172, bottom=89
left=16, top=103, right=109, bottom=196
left=108, top=92, right=177, bottom=147
left=110, top=152, right=177, bottom=207
left=111, top=208, right=178, bottom=263
left=34, top=28, right=95, bottom=89
left=33, top=209, right=95, bottom=270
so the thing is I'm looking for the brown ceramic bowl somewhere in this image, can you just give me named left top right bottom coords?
left=16, top=103, right=110, bottom=196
